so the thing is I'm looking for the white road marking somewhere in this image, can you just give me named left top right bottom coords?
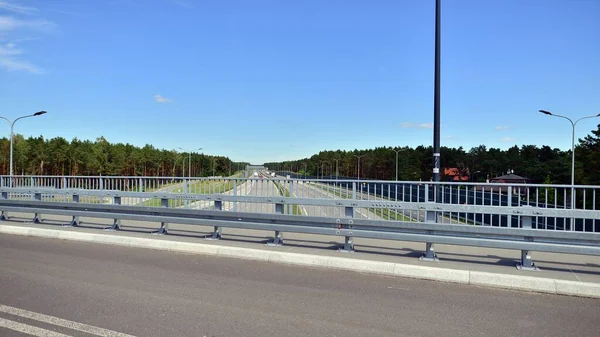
left=0, top=304, right=136, bottom=337
left=0, top=317, right=71, bottom=337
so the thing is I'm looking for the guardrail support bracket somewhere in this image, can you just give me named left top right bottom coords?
left=152, top=222, right=169, bottom=235
left=267, top=230, right=283, bottom=246
left=339, top=236, right=354, bottom=253
left=105, top=196, right=122, bottom=230
left=516, top=250, right=539, bottom=271
left=206, top=226, right=222, bottom=240
left=0, top=211, right=8, bottom=221
left=419, top=242, right=439, bottom=262
left=32, top=213, right=42, bottom=224
left=68, top=216, right=80, bottom=227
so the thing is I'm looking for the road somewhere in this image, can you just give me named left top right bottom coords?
left=1, top=235, right=599, bottom=337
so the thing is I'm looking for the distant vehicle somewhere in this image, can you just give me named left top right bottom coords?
left=271, top=172, right=276, bottom=177
left=253, top=172, right=258, bottom=176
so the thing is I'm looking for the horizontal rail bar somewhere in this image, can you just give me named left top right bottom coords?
left=2, top=200, right=599, bottom=242
left=2, top=188, right=599, bottom=220
left=1, top=204, right=599, bottom=256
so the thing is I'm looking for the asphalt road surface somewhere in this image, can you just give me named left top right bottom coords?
left=1, top=235, right=599, bottom=337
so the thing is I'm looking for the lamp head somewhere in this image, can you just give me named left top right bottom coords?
left=33, top=110, right=47, bottom=116
left=539, top=110, right=552, bottom=116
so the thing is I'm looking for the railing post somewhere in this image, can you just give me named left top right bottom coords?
left=507, top=186, right=513, bottom=227
left=0, top=191, right=8, bottom=220
left=69, top=194, right=80, bottom=227
left=153, top=198, right=169, bottom=235
left=267, top=203, right=285, bottom=246
left=339, top=206, right=355, bottom=252
left=62, top=177, right=67, bottom=189
left=517, top=205, right=538, bottom=271
left=233, top=179, right=237, bottom=212
left=32, top=192, right=43, bottom=223
left=105, top=196, right=122, bottom=231
left=420, top=200, right=439, bottom=262
left=138, top=177, right=143, bottom=205
left=183, top=178, right=188, bottom=208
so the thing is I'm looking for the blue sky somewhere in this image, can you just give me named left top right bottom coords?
left=0, top=0, right=599, bottom=164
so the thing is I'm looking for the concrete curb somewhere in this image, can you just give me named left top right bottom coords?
left=2, top=224, right=599, bottom=299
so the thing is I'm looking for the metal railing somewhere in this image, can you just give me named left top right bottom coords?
left=1, top=174, right=599, bottom=270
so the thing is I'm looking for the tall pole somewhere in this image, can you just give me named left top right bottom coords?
left=539, top=110, right=599, bottom=215
left=392, top=148, right=406, bottom=181
left=353, top=155, right=366, bottom=180
left=0, top=111, right=47, bottom=178
left=432, top=0, right=441, bottom=183
left=178, top=147, right=202, bottom=177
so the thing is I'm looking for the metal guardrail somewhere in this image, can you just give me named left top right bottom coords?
left=1, top=180, right=599, bottom=271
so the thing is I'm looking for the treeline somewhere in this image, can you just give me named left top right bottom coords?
left=0, top=135, right=248, bottom=177
left=265, top=124, right=600, bottom=185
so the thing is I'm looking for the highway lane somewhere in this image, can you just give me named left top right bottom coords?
left=1, top=235, right=599, bottom=337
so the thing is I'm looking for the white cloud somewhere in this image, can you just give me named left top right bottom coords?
left=154, top=94, right=172, bottom=103
left=500, top=137, right=515, bottom=142
left=0, top=2, right=56, bottom=74
left=495, top=126, right=510, bottom=130
left=445, top=135, right=456, bottom=140
left=400, top=122, right=434, bottom=129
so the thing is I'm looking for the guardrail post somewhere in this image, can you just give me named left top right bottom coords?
left=517, top=206, right=538, bottom=271
left=68, top=194, right=80, bottom=227
left=206, top=200, right=224, bottom=240
left=267, top=203, right=285, bottom=246
left=419, top=203, right=439, bottom=262
left=339, top=206, right=355, bottom=252
left=105, top=196, right=122, bottom=231
left=32, top=192, right=42, bottom=223
left=153, top=198, right=169, bottom=235
left=0, top=191, right=8, bottom=220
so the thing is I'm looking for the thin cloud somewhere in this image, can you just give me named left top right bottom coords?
left=495, top=126, right=510, bottom=131
left=0, top=2, right=56, bottom=74
left=400, top=122, right=434, bottom=129
left=154, top=94, right=172, bottom=103
left=0, top=41, right=43, bottom=73
left=0, top=1, right=38, bottom=15
left=500, top=137, right=515, bottom=142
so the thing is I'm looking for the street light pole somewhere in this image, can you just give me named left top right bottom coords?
left=432, top=0, right=442, bottom=183
left=539, top=110, right=599, bottom=212
left=177, top=147, right=202, bottom=177
left=353, top=155, right=366, bottom=180
left=391, top=147, right=407, bottom=181
left=0, top=111, right=47, bottom=177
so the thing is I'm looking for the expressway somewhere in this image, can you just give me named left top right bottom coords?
left=0, top=235, right=598, bottom=337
